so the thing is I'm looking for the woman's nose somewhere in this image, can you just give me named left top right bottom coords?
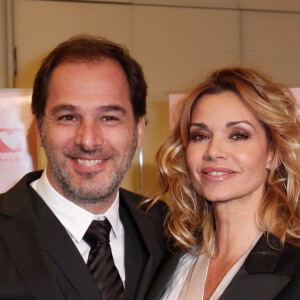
left=203, top=137, right=228, bottom=161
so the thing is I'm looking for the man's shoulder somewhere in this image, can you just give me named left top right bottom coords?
left=119, top=187, right=167, bottom=222
left=1, top=171, right=43, bottom=196
left=0, top=171, right=43, bottom=211
left=119, top=187, right=145, bottom=204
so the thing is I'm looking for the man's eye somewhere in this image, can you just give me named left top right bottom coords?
left=58, top=115, right=75, bottom=121
left=103, top=116, right=118, bottom=121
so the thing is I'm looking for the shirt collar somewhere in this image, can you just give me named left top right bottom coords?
left=31, top=170, right=122, bottom=242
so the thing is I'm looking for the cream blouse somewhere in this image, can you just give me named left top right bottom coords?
left=161, top=233, right=262, bottom=300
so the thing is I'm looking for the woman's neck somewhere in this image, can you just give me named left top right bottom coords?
left=212, top=198, right=262, bottom=259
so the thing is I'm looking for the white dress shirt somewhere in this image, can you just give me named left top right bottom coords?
left=30, top=170, right=125, bottom=285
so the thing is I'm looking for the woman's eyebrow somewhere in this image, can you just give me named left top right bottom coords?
left=189, top=122, right=209, bottom=130
left=227, top=120, right=255, bottom=130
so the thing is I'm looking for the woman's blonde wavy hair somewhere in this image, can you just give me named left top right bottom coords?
left=151, top=66, right=300, bottom=254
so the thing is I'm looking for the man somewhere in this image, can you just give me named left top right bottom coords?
left=0, top=35, right=167, bottom=300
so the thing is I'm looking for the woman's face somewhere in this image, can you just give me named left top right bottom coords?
left=186, top=91, right=274, bottom=205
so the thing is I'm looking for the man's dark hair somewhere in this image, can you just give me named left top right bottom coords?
left=32, top=35, right=147, bottom=126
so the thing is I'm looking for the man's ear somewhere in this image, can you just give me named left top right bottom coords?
left=35, top=119, right=43, bottom=147
left=136, top=116, right=146, bottom=148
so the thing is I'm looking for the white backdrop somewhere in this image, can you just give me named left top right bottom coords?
left=0, top=89, right=37, bottom=192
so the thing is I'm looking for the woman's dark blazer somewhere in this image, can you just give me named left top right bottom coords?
left=145, top=234, right=300, bottom=300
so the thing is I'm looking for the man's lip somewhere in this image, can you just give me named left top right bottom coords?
left=71, top=157, right=108, bottom=167
left=202, top=167, right=235, bottom=175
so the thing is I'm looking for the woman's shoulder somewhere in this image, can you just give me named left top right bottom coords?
left=252, top=233, right=300, bottom=254
left=280, top=242, right=300, bottom=266
left=284, top=241, right=300, bottom=252
left=246, top=233, right=300, bottom=272
left=274, top=243, right=300, bottom=298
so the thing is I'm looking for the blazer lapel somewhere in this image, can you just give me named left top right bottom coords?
left=32, top=192, right=102, bottom=300
left=119, top=189, right=168, bottom=300
left=144, top=253, right=181, bottom=300
left=120, top=202, right=148, bottom=300
left=221, top=235, right=290, bottom=300
left=0, top=174, right=65, bottom=300
left=221, top=265, right=289, bottom=300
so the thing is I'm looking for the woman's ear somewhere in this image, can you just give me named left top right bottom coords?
left=266, top=148, right=280, bottom=171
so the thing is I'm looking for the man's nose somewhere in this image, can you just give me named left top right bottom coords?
left=74, top=119, right=103, bottom=151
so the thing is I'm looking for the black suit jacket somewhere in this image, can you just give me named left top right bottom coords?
left=145, top=234, right=300, bottom=300
left=0, top=171, right=168, bottom=300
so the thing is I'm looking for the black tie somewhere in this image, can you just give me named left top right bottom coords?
left=83, top=219, right=125, bottom=300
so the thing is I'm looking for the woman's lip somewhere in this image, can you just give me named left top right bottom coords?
left=201, top=167, right=236, bottom=182
left=202, top=167, right=235, bottom=174
left=201, top=172, right=236, bottom=182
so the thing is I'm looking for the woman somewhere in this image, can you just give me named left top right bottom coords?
left=149, top=67, right=300, bottom=300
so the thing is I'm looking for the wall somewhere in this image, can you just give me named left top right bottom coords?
left=2, top=0, right=300, bottom=195
left=0, top=0, right=7, bottom=88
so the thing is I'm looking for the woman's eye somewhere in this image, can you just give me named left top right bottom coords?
left=231, top=132, right=249, bottom=140
left=190, top=133, right=209, bottom=141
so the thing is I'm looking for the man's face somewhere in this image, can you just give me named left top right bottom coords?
left=39, top=59, right=145, bottom=211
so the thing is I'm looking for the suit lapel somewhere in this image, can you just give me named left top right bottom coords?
left=32, top=189, right=102, bottom=300
left=221, top=235, right=290, bottom=300
left=220, top=265, right=289, bottom=300
left=0, top=171, right=101, bottom=300
left=0, top=173, right=64, bottom=300
left=120, top=202, right=147, bottom=300
left=144, top=253, right=181, bottom=300
left=119, top=189, right=168, bottom=300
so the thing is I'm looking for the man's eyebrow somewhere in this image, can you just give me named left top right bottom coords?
left=51, top=105, right=77, bottom=115
left=50, top=104, right=127, bottom=115
left=98, top=105, right=127, bottom=114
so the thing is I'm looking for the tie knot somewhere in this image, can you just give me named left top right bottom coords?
left=84, top=219, right=111, bottom=247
